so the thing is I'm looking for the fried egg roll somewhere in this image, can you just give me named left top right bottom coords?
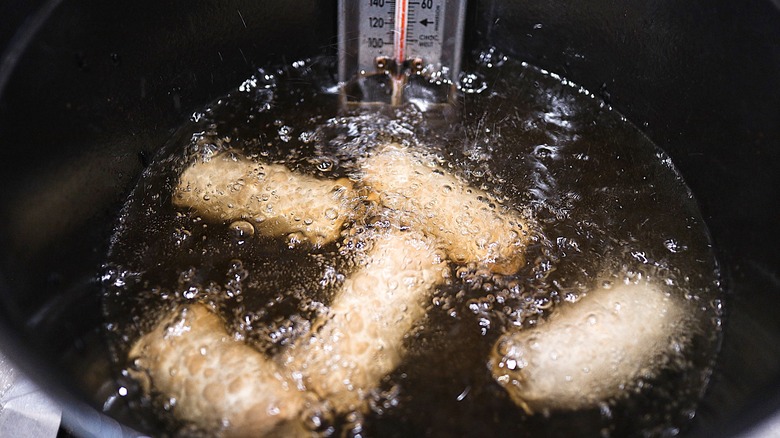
left=361, top=144, right=529, bottom=274
left=491, top=282, right=688, bottom=413
left=282, top=228, right=448, bottom=413
left=174, top=152, right=358, bottom=247
left=127, top=305, right=308, bottom=437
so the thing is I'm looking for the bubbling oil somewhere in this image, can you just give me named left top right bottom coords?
left=101, top=52, right=722, bottom=437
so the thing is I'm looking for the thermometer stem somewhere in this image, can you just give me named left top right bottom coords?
left=393, top=0, right=408, bottom=72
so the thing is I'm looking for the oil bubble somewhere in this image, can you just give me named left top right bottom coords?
left=458, top=72, right=488, bottom=94
left=229, top=220, right=255, bottom=239
left=476, top=47, right=508, bottom=68
left=324, top=208, right=339, bottom=220
left=664, top=238, right=688, bottom=253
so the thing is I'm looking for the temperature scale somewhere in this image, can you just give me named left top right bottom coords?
left=338, top=0, right=467, bottom=107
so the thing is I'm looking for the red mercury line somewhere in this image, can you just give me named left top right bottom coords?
left=394, top=0, right=408, bottom=71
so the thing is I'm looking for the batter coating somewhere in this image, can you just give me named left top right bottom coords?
left=282, top=228, right=448, bottom=413
left=490, top=281, right=689, bottom=413
left=173, top=152, right=359, bottom=247
left=361, top=144, right=529, bottom=274
left=127, top=305, right=308, bottom=437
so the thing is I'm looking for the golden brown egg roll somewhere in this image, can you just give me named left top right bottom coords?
left=127, top=304, right=309, bottom=437
left=173, top=152, right=359, bottom=247
left=361, top=144, right=529, bottom=274
left=490, top=281, right=688, bottom=413
left=281, top=228, right=449, bottom=413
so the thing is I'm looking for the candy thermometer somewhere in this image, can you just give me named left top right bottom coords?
left=338, top=0, right=467, bottom=108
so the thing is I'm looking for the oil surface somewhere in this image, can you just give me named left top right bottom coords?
left=101, top=52, right=723, bottom=437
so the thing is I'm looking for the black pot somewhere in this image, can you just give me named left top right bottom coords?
left=1, top=0, right=778, bottom=436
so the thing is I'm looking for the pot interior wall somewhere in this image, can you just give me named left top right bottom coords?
left=0, top=0, right=778, bottom=436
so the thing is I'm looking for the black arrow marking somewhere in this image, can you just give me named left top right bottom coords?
left=420, top=18, right=431, bottom=26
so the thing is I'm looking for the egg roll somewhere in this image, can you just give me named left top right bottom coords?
left=127, top=304, right=308, bottom=437
left=282, top=228, right=448, bottom=413
left=173, top=152, right=358, bottom=247
left=490, top=281, right=689, bottom=413
left=361, top=144, right=529, bottom=274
